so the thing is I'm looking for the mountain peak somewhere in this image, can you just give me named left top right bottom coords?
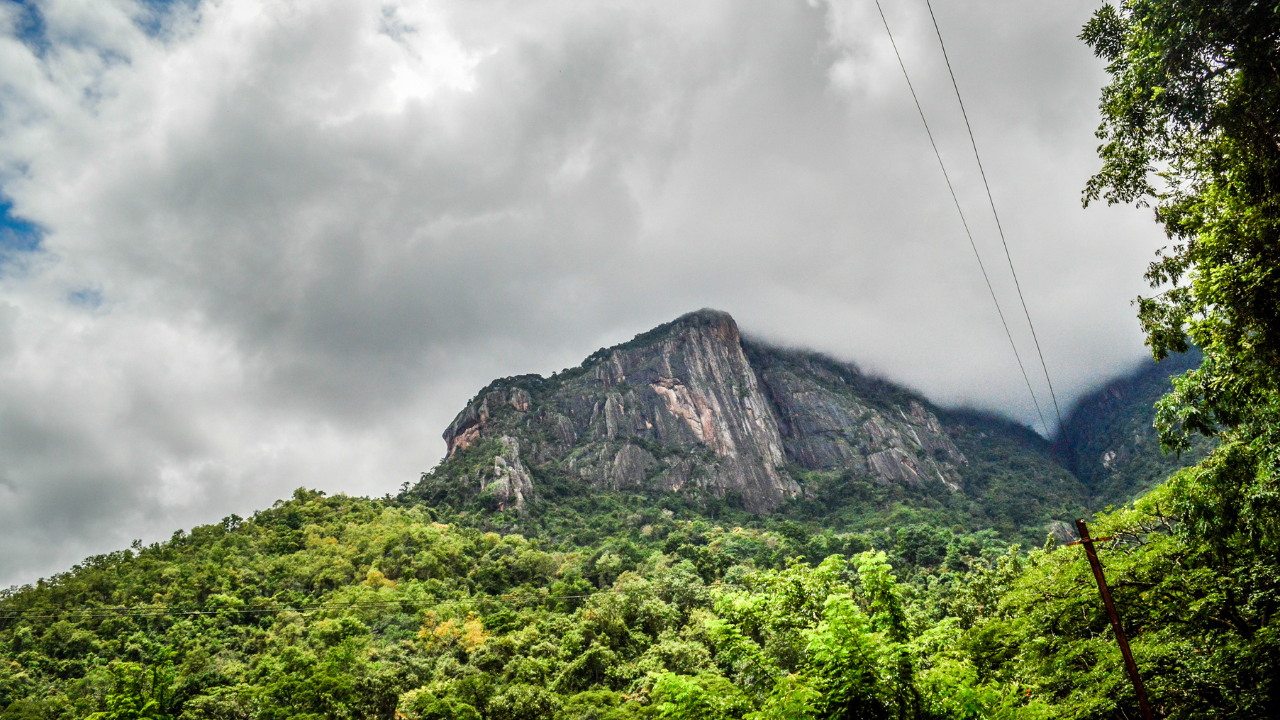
left=435, top=308, right=795, bottom=512
left=586, top=308, right=739, bottom=362
left=423, top=310, right=993, bottom=515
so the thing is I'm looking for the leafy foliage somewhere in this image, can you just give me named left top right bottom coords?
left=2, top=468, right=1276, bottom=720
left=0, top=487, right=1054, bottom=720
left=1082, top=0, right=1280, bottom=553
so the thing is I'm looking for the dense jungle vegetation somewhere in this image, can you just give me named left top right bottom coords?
left=0, top=472, right=1274, bottom=720
left=3, top=0, right=1280, bottom=717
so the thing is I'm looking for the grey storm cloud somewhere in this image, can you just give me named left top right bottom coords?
left=0, top=0, right=1164, bottom=587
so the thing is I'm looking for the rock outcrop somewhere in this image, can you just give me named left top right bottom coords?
left=485, top=437, right=534, bottom=512
left=743, top=342, right=967, bottom=492
left=440, top=310, right=798, bottom=513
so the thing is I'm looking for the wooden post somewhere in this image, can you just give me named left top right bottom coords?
left=1074, top=518, right=1155, bottom=720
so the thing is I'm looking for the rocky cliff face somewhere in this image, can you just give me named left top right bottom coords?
left=440, top=310, right=798, bottom=513
left=744, top=342, right=967, bottom=492
left=412, top=309, right=1206, bottom=541
left=424, top=309, right=1040, bottom=514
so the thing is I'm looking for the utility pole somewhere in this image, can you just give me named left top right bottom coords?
left=1070, top=518, right=1155, bottom=720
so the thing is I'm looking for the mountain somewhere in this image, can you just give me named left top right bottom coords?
left=1055, top=348, right=1213, bottom=504
left=409, top=309, right=1152, bottom=542
left=434, top=310, right=799, bottom=513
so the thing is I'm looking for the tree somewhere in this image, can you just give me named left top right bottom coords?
left=1082, top=0, right=1280, bottom=563
left=1080, top=3, right=1280, bottom=714
left=804, top=596, right=892, bottom=720
left=86, top=663, right=175, bottom=720
left=651, top=672, right=752, bottom=720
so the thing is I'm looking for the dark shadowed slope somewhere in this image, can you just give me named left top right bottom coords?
left=1055, top=349, right=1212, bottom=504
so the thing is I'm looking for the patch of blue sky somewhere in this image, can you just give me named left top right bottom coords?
left=0, top=198, right=44, bottom=280
left=0, top=199, right=42, bottom=257
left=134, top=0, right=198, bottom=39
left=3, top=0, right=198, bottom=50
left=68, top=287, right=104, bottom=308
left=3, top=0, right=50, bottom=58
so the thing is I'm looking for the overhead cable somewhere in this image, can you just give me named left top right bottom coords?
left=872, top=0, right=1050, bottom=434
left=0, top=593, right=611, bottom=623
left=923, top=0, right=1065, bottom=431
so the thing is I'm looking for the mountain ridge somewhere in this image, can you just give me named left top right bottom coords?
left=411, top=308, right=1181, bottom=542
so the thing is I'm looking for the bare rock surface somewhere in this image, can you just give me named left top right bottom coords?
left=441, top=310, right=798, bottom=512
left=484, top=437, right=534, bottom=512
left=743, top=342, right=967, bottom=492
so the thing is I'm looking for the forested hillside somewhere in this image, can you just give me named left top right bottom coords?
left=2, top=472, right=1273, bottom=719
left=0, top=489, right=1034, bottom=720
left=1055, top=350, right=1213, bottom=504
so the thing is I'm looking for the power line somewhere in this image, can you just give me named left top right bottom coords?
left=0, top=592, right=614, bottom=623
left=923, top=0, right=1065, bottom=431
left=872, top=0, right=1050, bottom=434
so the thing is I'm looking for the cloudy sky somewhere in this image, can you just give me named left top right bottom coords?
left=0, top=0, right=1167, bottom=587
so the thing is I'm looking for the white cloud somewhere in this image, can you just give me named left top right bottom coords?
left=0, top=0, right=1167, bottom=586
